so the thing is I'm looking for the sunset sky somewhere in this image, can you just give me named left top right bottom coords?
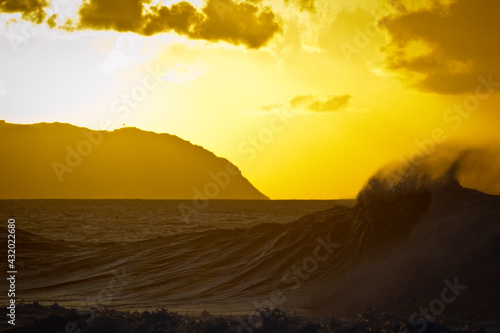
left=1, top=0, right=499, bottom=199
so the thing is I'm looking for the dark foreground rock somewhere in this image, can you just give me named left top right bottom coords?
left=1, top=303, right=499, bottom=333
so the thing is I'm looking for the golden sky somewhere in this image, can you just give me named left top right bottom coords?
left=1, top=0, right=499, bottom=199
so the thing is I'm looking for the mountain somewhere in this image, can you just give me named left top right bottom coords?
left=0, top=120, right=268, bottom=199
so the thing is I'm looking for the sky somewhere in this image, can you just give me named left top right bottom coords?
left=1, top=0, right=499, bottom=199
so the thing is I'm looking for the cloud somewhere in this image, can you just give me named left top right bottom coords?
left=381, top=0, right=500, bottom=94
left=76, top=0, right=280, bottom=49
left=263, top=94, right=352, bottom=112
left=284, top=0, right=316, bottom=12
left=0, top=0, right=49, bottom=24
left=77, top=0, right=146, bottom=32
left=309, top=94, right=352, bottom=112
left=194, top=0, right=281, bottom=49
left=99, top=34, right=153, bottom=74
left=0, top=0, right=281, bottom=49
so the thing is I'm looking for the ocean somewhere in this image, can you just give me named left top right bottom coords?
left=0, top=199, right=347, bottom=315
left=2, top=172, right=500, bottom=331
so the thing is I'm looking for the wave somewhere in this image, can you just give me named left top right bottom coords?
left=311, top=149, right=500, bottom=316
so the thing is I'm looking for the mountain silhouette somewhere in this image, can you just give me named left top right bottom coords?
left=0, top=121, right=268, bottom=199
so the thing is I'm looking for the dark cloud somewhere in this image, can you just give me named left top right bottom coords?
left=0, top=0, right=48, bottom=24
left=77, top=0, right=280, bottom=49
left=78, top=0, right=146, bottom=32
left=194, top=0, right=281, bottom=49
left=264, top=94, right=352, bottom=112
left=0, top=0, right=280, bottom=49
left=142, top=2, right=203, bottom=36
left=382, top=0, right=500, bottom=94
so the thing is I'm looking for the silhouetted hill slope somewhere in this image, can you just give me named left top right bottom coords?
left=0, top=121, right=268, bottom=199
